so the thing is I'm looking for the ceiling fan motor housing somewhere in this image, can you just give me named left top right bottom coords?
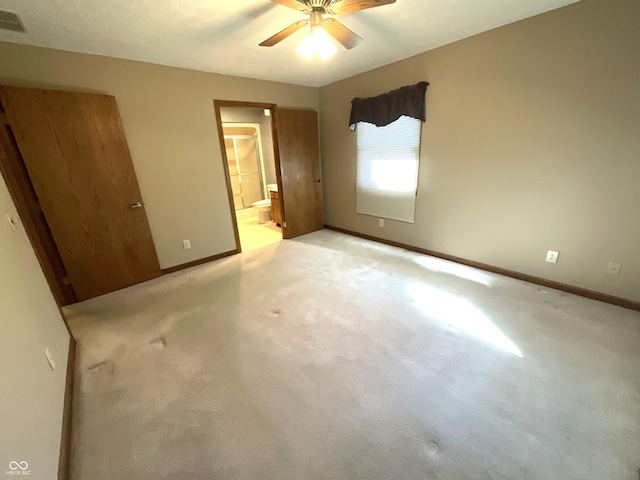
left=310, top=9, right=325, bottom=29
left=307, top=0, right=333, bottom=7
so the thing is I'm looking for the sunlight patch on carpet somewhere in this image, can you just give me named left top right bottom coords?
left=407, top=283, right=522, bottom=357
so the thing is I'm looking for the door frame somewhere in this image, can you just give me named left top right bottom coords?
left=213, top=100, right=287, bottom=252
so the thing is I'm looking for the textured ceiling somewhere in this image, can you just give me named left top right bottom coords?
left=0, top=0, right=580, bottom=87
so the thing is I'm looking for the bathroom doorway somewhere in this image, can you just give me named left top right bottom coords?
left=215, top=102, right=283, bottom=252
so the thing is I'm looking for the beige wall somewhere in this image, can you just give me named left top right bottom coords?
left=0, top=176, right=70, bottom=479
left=0, top=42, right=318, bottom=269
left=320, top=0, right=640, bottom=302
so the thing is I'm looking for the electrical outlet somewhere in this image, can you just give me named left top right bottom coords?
left=606, top=262, right=621, bottom=276
left=378, top=218, right=384, bottom=228
left=182, top=239, right=191, bottom=250
left=264, top=109, right=271, bottom=117
left=5, top=213, right=19, bottom=232
left=545, top=250, right=559, bottom=264
left=45, top=348, right=55, bottom=371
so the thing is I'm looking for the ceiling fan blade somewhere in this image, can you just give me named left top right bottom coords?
left=259, top=20, right=309, bottom=47
left=323, top=18, right=363, bottom=49
left=327, top=0, right=396, bottom=15
left=269, top=0, right=309, bottom=11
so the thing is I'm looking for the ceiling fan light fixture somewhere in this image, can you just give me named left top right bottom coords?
left=261, top=0, right=394, bottom=51
left=296, top=26, right=337, bottom=60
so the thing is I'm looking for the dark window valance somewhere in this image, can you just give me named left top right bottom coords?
left=349, top=81, right=429, bottom=130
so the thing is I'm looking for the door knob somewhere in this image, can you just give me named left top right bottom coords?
left=130, top=202, right=142, bottom=209
left=315, top=179, right=321, bottom=183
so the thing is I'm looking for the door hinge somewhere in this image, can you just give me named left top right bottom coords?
left=62, top=276, right=71, bottom=286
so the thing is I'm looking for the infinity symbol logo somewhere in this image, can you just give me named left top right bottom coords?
left=9, top=461, right=28, bottom=471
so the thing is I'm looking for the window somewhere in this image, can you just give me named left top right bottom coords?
left=356, top=115, right=421, bottom=223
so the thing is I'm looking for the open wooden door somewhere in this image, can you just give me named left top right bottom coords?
left=273, top=108, right=323, bottom=239
left=0, top=86, right=161, bottom=301
left=0, top=121, right=77, bottom=306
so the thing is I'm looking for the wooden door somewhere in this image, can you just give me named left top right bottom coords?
left=273, top=108, right=323, bottom=239
left=0, top=86, right=161, bottom=301
left=0, top=121, right=77, bottom=305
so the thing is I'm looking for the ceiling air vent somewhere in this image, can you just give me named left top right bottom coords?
left=0, top=10, right=27, bottom=33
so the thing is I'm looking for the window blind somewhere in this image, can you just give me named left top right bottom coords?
left=356, top=115, right=421, bottom=223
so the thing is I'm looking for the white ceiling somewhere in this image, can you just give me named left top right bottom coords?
left=0, top=0, right=580, bottom=87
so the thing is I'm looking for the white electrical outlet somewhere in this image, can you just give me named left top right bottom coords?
left=545, top=250, right=559, bottom=264
left=378, top=218, right=384, bottom=227
left=45, top=348, right=56, bottom=371
left=182, top=239, right=191, bottom=250
left=606, top=262, right=621, bottom=276
left=264, top=109, right=271, bottom=117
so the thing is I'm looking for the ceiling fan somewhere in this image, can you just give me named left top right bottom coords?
left=259, top=0, right=396, bottom=53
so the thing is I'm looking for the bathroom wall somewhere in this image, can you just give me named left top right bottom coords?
left=0, top=42, right=318, bottom=269
left=220, top=107, right=277, bottom=187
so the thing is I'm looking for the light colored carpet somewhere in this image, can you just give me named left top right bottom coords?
left=64, top=230, right=640, bottom=480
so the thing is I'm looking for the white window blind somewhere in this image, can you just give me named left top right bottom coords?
left=356, top=115, right=421, bottom=223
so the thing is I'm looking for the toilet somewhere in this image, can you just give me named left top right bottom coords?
left=252, top=185, right=279, bottom=224
left=252, top=199, right=272, bottom=224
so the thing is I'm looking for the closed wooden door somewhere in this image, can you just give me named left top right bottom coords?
left=274, top=108, right=323, bottom=238
left=0, top=86, right=161, bottom=301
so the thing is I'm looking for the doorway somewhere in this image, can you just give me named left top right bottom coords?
left=214, top=100, right=324, bottom=252
left=215, top=102, right=282, bottom=252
